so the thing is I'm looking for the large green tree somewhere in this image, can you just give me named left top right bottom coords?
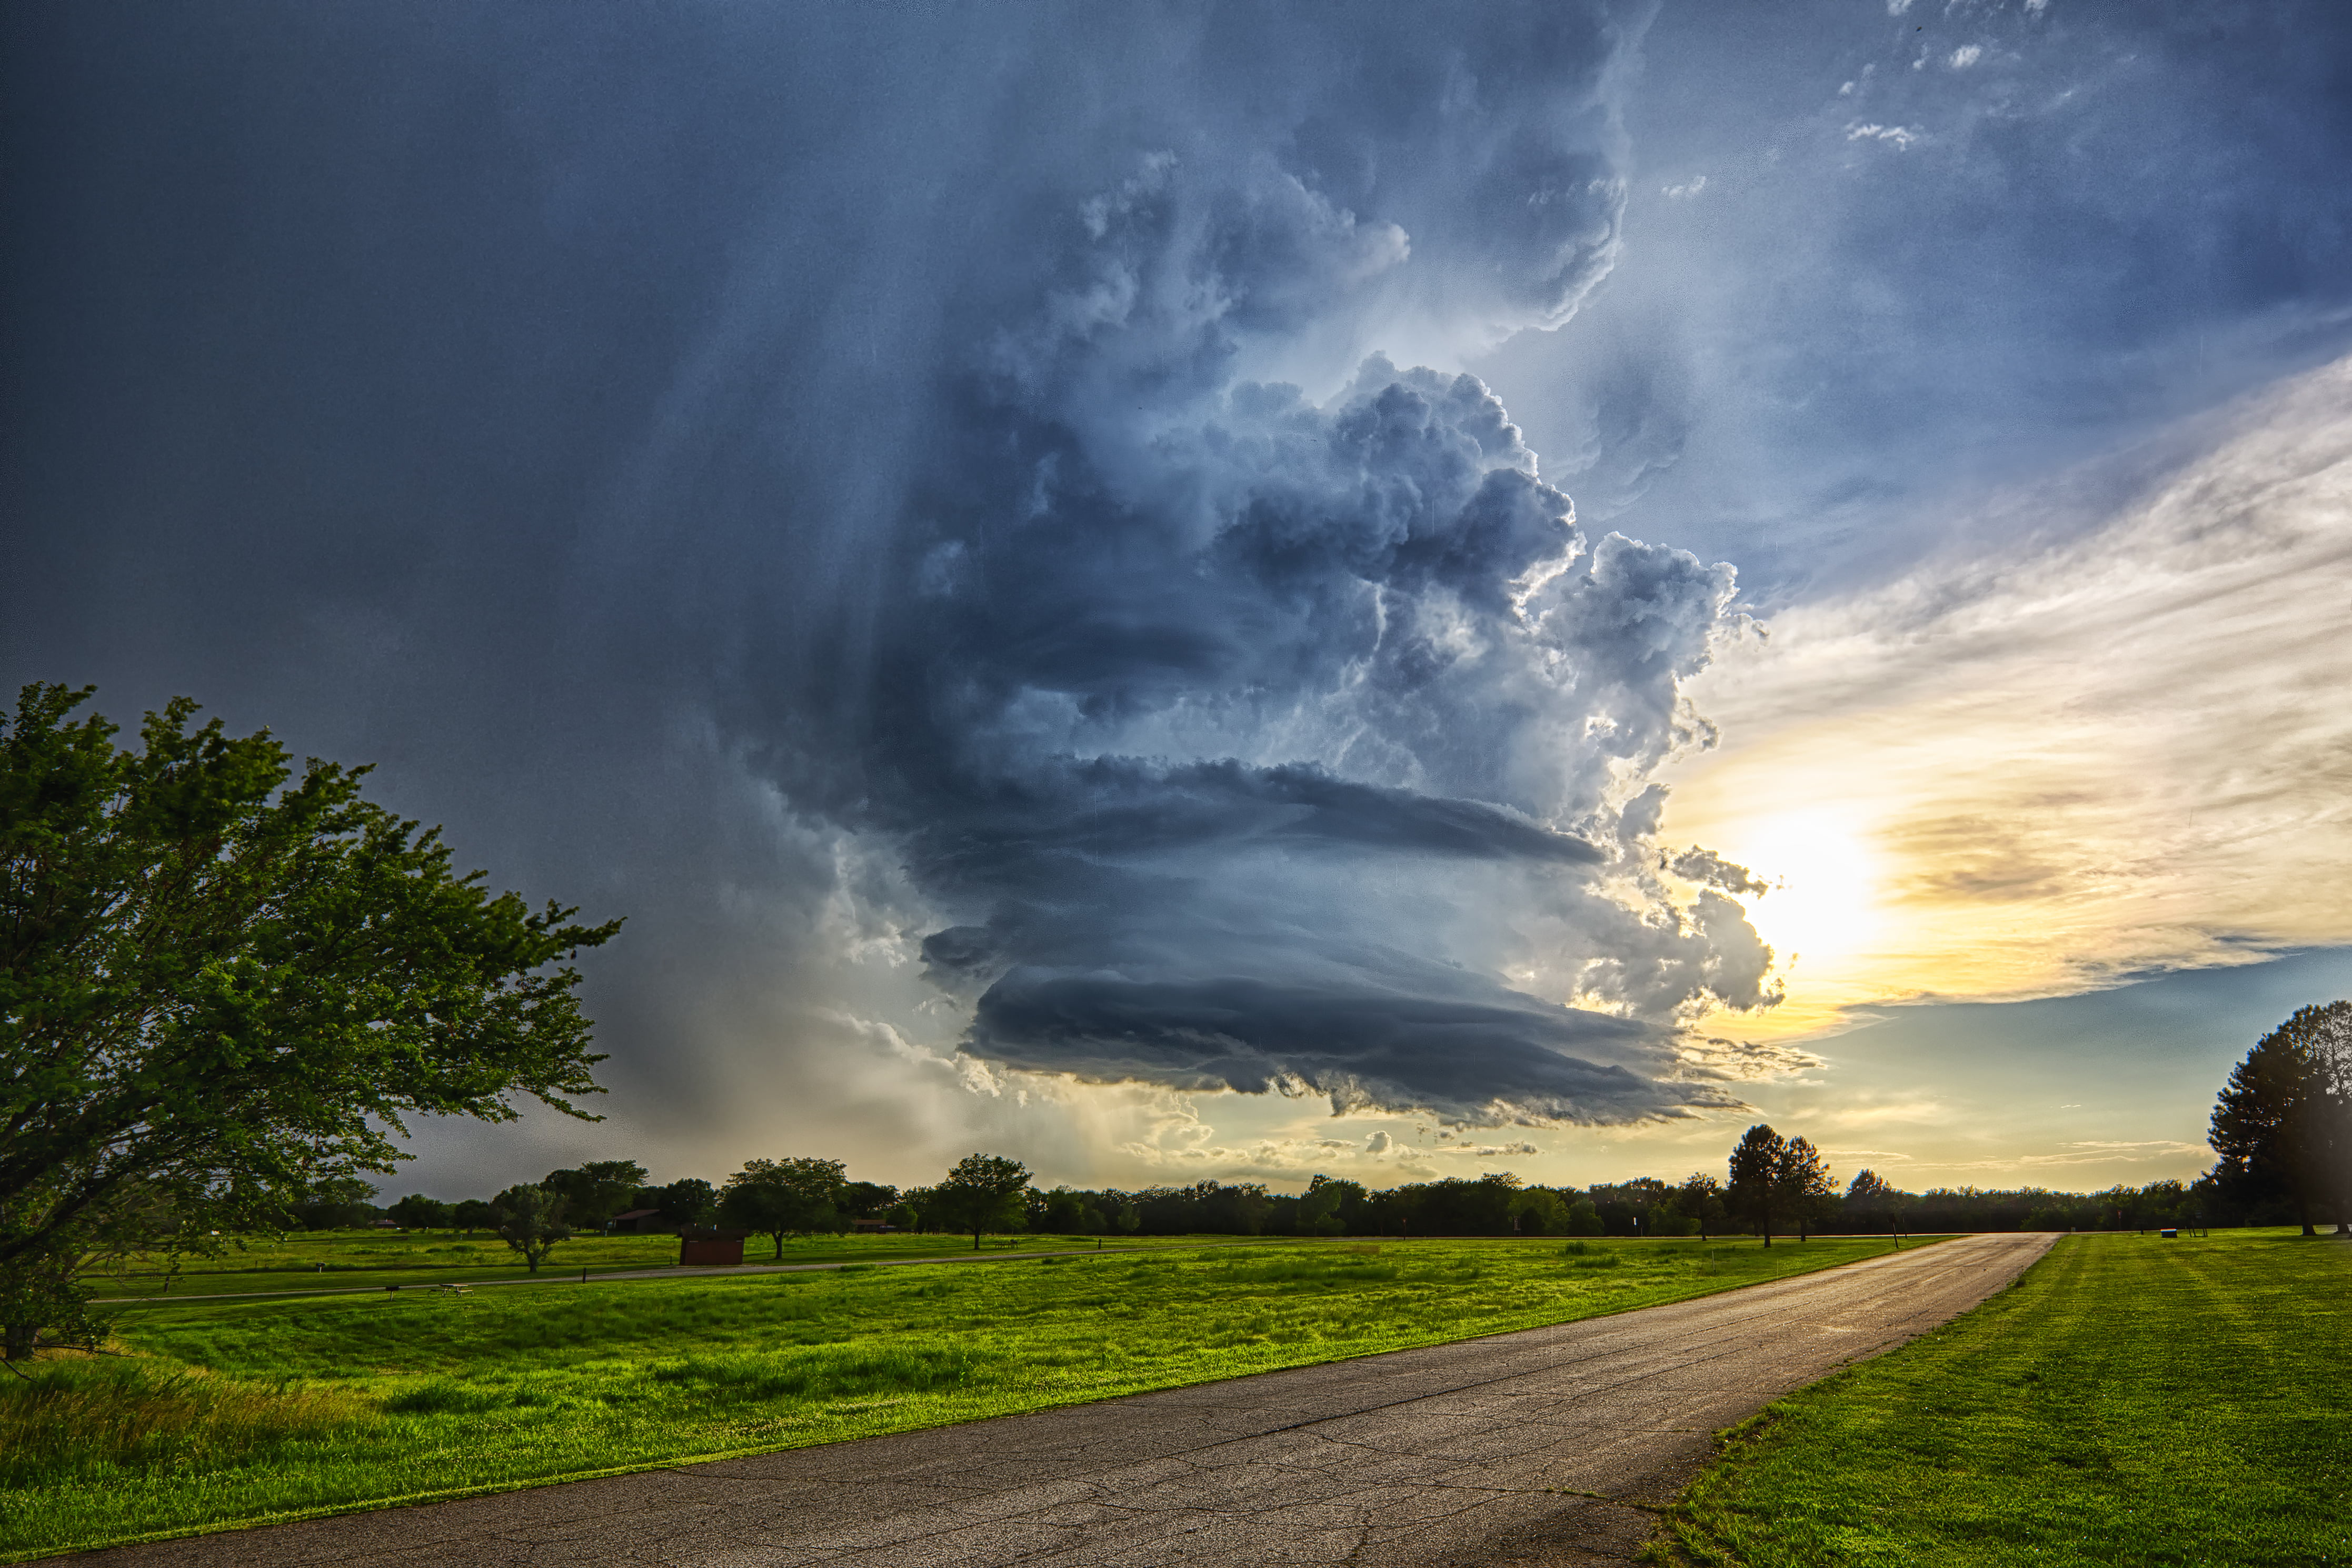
left=717, top=1157, right=847, bottom=1259
left=0, top=684, right=619, bottom=1357
left=491, top=1184, right=573, bottom=1272
left=2210, top=1003, right=2352, bottom=1236
left=1727, top=1124, right=1783, bottom=1244
left=929, top=1153, right=1032, bottom=1250
left=1727, top=1124, right=1835, bottom=1247
left=1779, top=1136, right=1835, bottom=1241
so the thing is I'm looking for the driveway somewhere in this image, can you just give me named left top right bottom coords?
left=65, top=1231, right=2057, bottom=1567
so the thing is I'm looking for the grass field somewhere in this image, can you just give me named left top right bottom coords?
left=83, top=1226, right=1227, bottom=1301
left=6, top=1233, right=1909, bottom=1560
left=1655, top=1230, right=2352, bottom=1567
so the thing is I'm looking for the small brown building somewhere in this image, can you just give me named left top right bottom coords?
left=678, top=1228, right=749, bottom=1266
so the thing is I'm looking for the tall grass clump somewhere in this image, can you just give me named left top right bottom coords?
left=0, top=1357, right=361, bottom=1487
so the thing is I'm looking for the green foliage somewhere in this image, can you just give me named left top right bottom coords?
left=1297, top=1174, right=1363, bottom=1236
left=0, top=682, right=619, bottom=1357
left=1039, top=1187, right=1107, bottom=1234
left=719, top=1158, right=848, bottom=1259
left=386, top=1194, right=453, bottom=1232
left=2209, top=1002, right=2352, bottom=1234
left=1658, top=1231, right=2352, bottom=1567
left=491, top=1186, right=572, bottom=1274
left=835, top=1181, right=900, bottom=1224
left=291, top=1177, right=381, bottom=1231
left=1510, top=1186, right=1570, bottom=1235
left=1667, top=1173, right=1726, bottom=1238
left=540, top=1163, right=646, bottom=1229
left=650, top=1178, right=717, bottom=1228
left=1, top=1234, right=1914, bottom=1557
left=928, top=1154, right=1033, bottom=1249
left=1726, top=1125, right=1836, bottom=1246
left=1841, top=1168, right=1901, bottom=1236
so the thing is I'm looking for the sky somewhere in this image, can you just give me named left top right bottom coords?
left=7, top=1, right=2351, bottom=1201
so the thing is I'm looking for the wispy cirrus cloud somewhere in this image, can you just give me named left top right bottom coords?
left=1664, top=355, right=2352, bottom=1038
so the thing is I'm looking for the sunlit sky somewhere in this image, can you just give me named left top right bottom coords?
left=1668, top=359, right=2352, bottom=1036
left=8, top=2, right=2352, bottom=1199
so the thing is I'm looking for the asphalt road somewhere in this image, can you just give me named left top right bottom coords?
left=65, top=1231, right=2056, bottom=1568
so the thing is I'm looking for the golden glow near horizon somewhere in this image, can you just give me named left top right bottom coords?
left=1660, top=356, right=2352, bottom=1044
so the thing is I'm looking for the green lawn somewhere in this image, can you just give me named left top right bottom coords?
left=85, top=1226, right=1253, bottom=1301
left=6, top=1234, right=1911, bottom=1560
left=1656, top=1230, right=2352, bottom=1567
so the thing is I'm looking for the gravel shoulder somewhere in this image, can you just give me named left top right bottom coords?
left=60, top=1231, right=2056, bottom=1568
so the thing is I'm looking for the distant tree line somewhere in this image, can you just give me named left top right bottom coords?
left=338, top=1150, right=2255, bottom=1261
left=278, top=1001, right=2352, bottom=1285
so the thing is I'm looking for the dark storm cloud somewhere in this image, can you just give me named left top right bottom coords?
left=2, top=1, right=1768, bottom=1144
left=530, top=0, right=1777, bottom=1126
left=903, top=759, right=1604, bottom=891
left=966, top=964, right=1727, bottom=1125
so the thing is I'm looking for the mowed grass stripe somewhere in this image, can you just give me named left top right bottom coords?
left=5, top=1235, right=1912, bottom=1560
left=1658, top=1230, right=2352, bottom=1567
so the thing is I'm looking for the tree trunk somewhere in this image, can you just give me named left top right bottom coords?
left=972, top=1228, right=982, bottom=1251
left=3, top=1320, right=35, bottom=1361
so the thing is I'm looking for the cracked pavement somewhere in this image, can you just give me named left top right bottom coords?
left=61, top=1232, right=2055, bottom=1568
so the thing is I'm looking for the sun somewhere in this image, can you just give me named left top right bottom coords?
left=1713, top=810, right=1884, bottom=970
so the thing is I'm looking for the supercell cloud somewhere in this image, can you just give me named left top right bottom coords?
left=752, top=5, right=1777, bottom=1124
left=2, top=1, right=1790, bottom=1149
